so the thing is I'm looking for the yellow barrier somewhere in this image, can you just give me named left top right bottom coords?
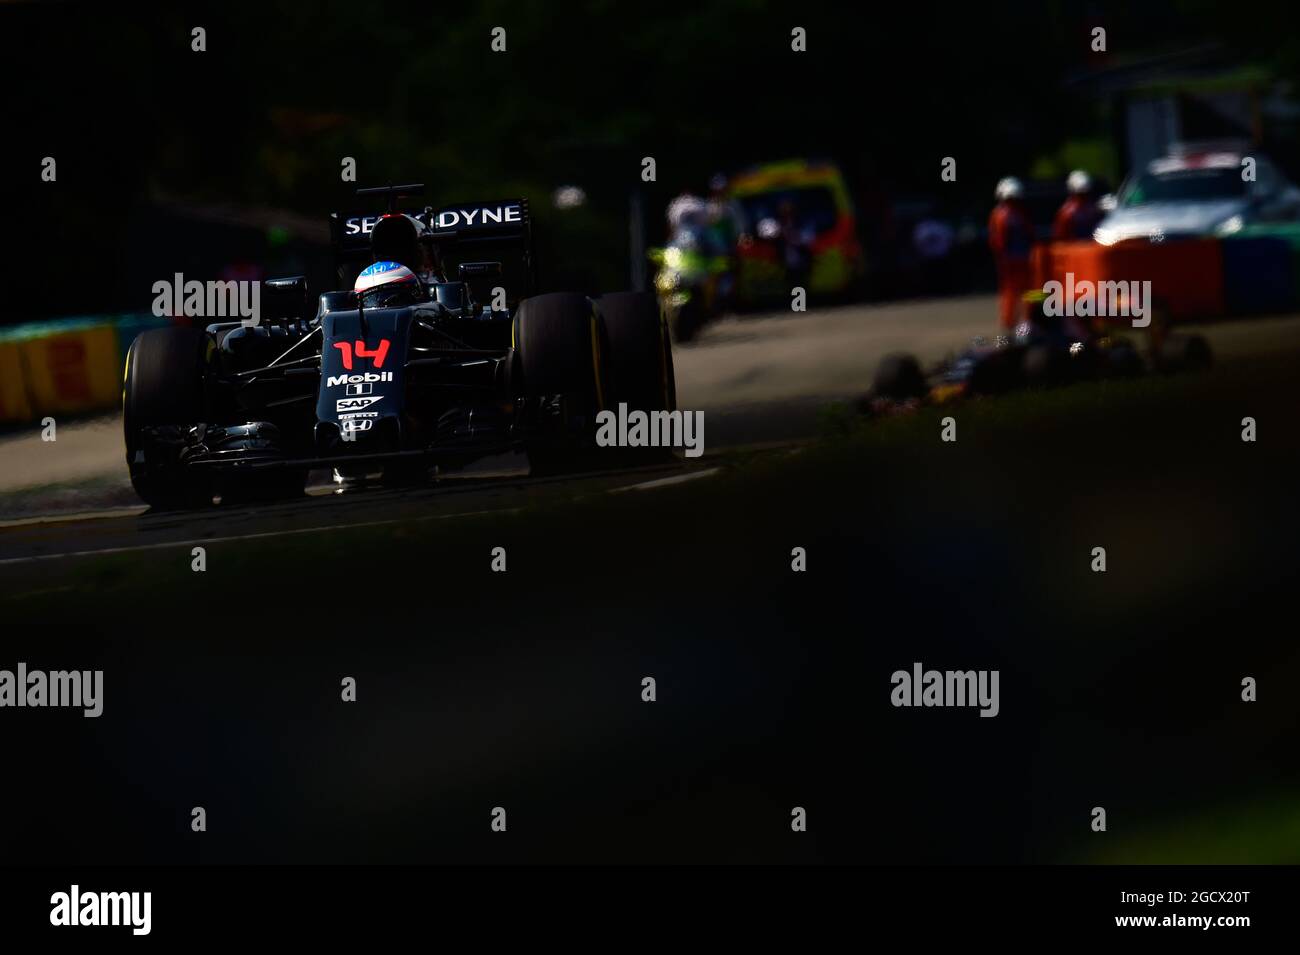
left=0, top=340, right=33, bottom=423
left=18, top=324, right=121, bottom=417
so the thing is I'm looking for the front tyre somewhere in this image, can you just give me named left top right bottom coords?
left=515, top=292, right=608, bottom=475
left=598, top=291, right=678, bottom=465
left=123, top=326, right=214, bottom=508
left=599, top=291, right=676, bottom=414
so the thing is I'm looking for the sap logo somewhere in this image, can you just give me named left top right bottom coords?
left=337, top=396, right=382, bottom=412
left=435, top=204, right=522, bottom=229
left=344, top=216, right=381, bottom=236
left=327, top=372, right=393, bottom=387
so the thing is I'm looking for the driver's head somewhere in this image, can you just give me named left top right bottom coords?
left=355, top=261, right=422, bottom=308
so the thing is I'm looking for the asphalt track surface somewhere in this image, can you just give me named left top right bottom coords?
left=4, top=293, right=1300, bottom=868
left=3, top=293, right=1300, bottom=565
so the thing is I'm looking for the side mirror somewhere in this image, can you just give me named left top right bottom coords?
left=262, top=276, right=310, bottom=324
left=457, top=262, right=504, bottom=310
left=316, top=289, right=356, bottom=319
left=432, top=282, right=470, bottom=310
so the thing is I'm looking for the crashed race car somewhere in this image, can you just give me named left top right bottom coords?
left=123, top=184, right=676, bottom=507
left=865, top=289, right=1212, bottom=412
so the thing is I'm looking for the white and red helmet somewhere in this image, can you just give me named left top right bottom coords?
left=354, top=261, right=423, bottom=308
left=355, top=260, right=418, bottom=293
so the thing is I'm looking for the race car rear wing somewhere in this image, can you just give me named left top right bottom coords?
left=430, top=198, right=536, bottom=303
left=330, top=190, right=536, bottom=299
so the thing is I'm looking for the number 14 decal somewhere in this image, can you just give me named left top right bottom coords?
left=333, top=338, right=391, bottom=370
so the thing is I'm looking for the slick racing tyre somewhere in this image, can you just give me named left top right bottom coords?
left=123, top=326, right=214, bottom=508
left=515, top=293, right=609, bottom=474
left=1103, top=339, right=1144, bottom=379
left=1157, top=333, right=1213, bottom=374
left=515, top=292, right=607, bottom=409
left=668, top=298, right=705, bottom=344
left=1021, top=343, right=1070, bottom=388
left=597, top=291, right=678, bottom=464
left=872, top=352, right=926, bottom=401
left=599, top=292, right=676, bottom=414
left=967, top=345, right=1024, bottom=396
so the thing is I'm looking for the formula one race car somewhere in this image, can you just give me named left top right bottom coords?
left=123, top=185, right=676, bottom=507
left=865, top=290, right=1211, bottom=411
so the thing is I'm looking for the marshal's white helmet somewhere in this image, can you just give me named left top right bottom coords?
left=1066, top=169, right=1092, bottom=194
left=666, top=194, right=707, bottom=230
left=995, top=177, right=1024, bottom=201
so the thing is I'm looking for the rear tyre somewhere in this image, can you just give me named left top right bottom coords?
left=967, top=346, right=1024, bottom=396
left=123, top=327, right=214, bottom=508
left=1022, top=343, right=1068, bottom=388
left=1157, top=333, right=1213, bottom=374
left=667, top=297, right=705, bottom=343
left=1104, top=340, right=1144, bottom=379
left=872, top=353, right=926, bottom=400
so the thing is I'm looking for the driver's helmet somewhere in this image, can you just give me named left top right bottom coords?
left=355, top=261, right=422, bottom=307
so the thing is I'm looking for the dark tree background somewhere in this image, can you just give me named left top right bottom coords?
left=2, top=0, right=1298, bottom=316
